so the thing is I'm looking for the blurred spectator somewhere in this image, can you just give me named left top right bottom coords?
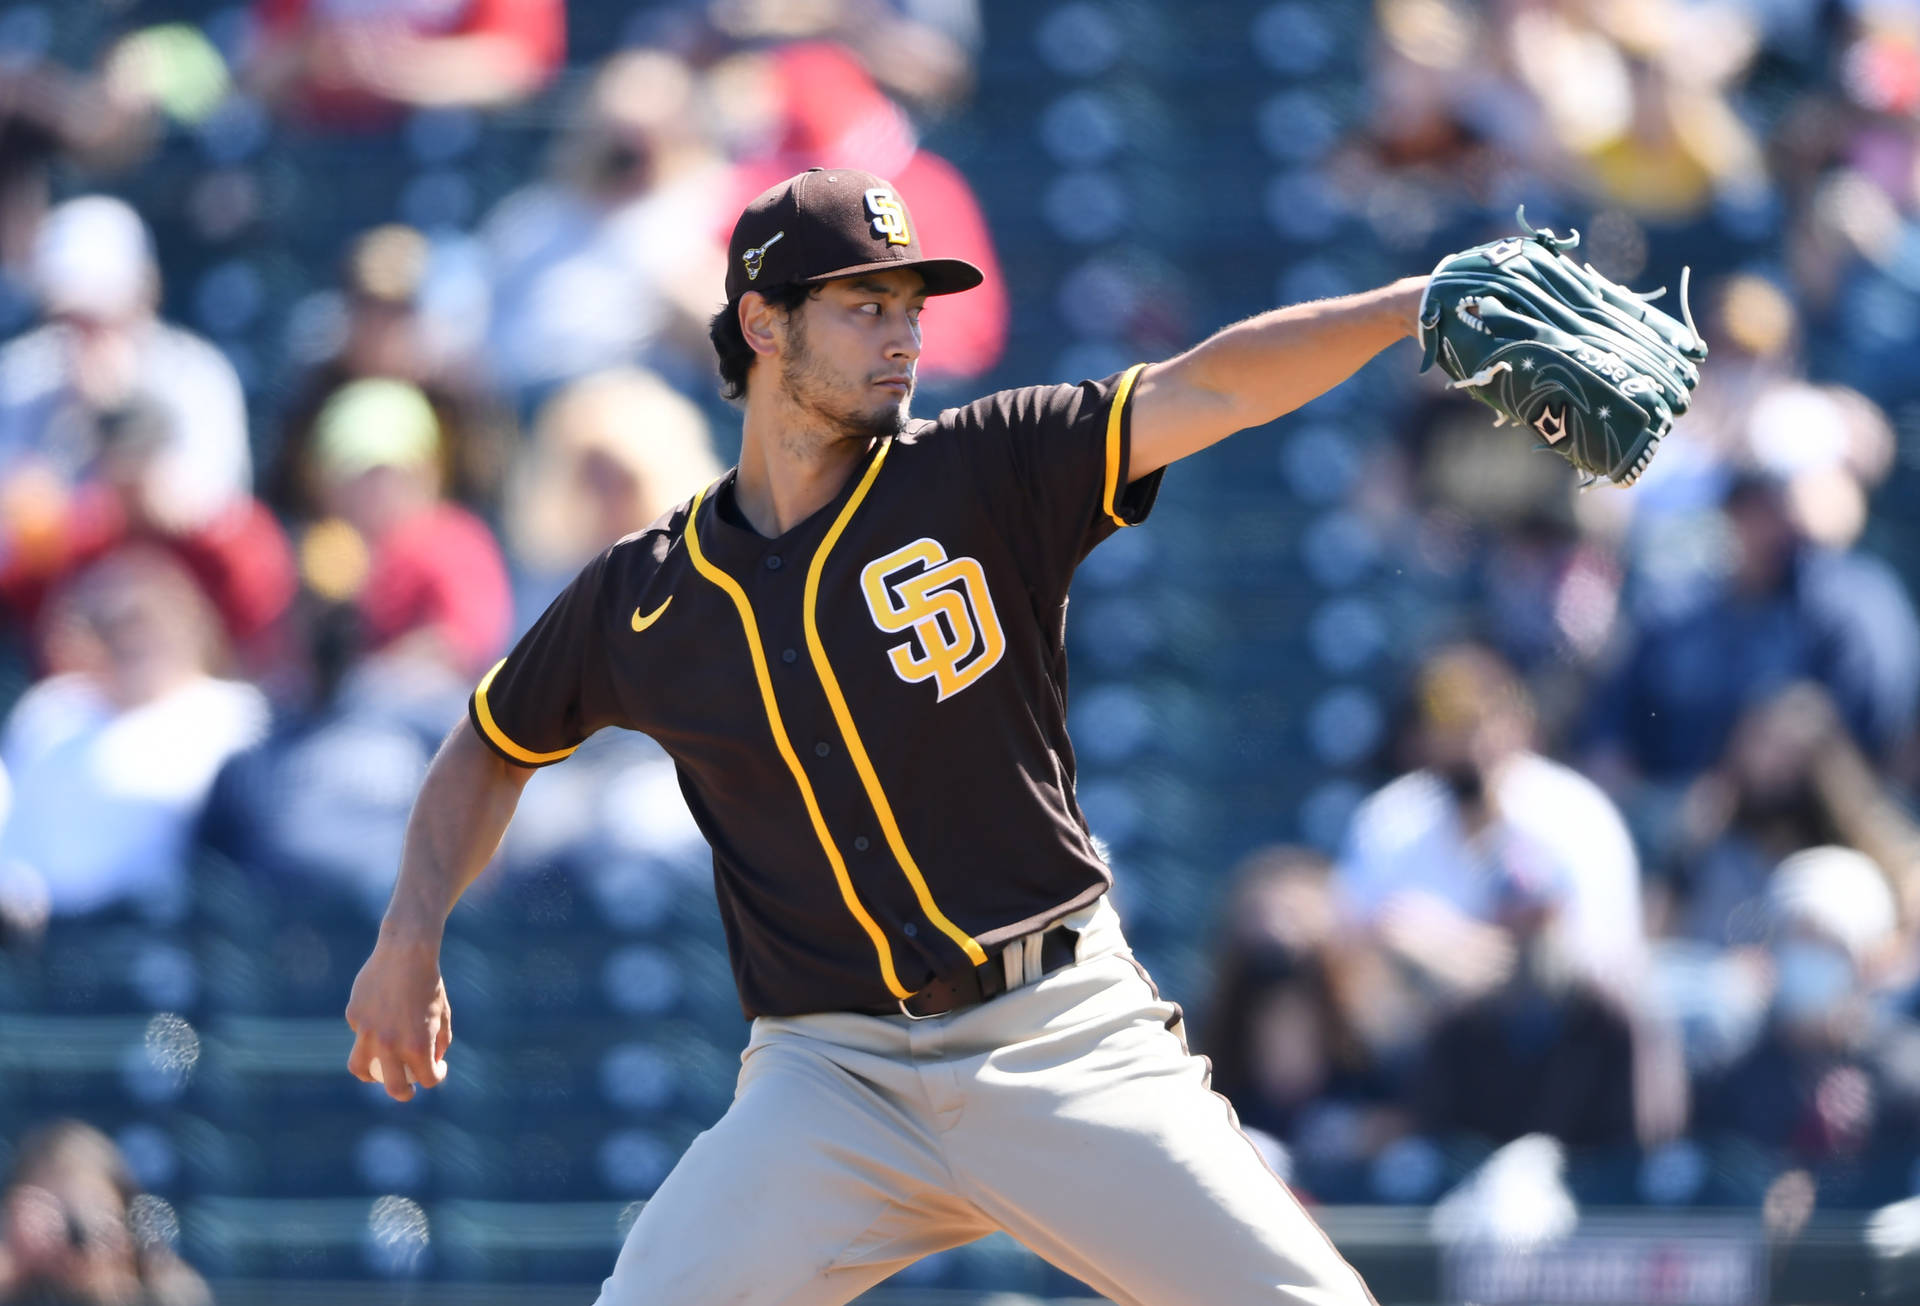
left=305, top=378, right=510, bottom=679
left=0, top=1120, right=209, bottom=1306
left=705, top=0, right=982, bottom=118
left=1624, top=272, right=1896, bottom=546
left=1203, top=847, right=1414, bottom=1185
left=1659, top=683, right=1920, bottom=946
left=1412, top=853, right=1642, bottom=1150
left=1659, top=685, right=1839, bottom=950
left=716, top=41, right=1008, bottom=382
left=1778, top=14, right=1920, bottom=396
left=504, top=367, right=721, bottom=620
left=481, top=50, right=728, bottom=400
left=271, top=224, right=514, bottom=520
left=1385, top=385, right=1627, bottom=735
left=1338, top=644, right=1646, bottom=997
left=0, top=198, right=251, bottom=566
left=0, top=35, right=184, bottom=336
left=246, top=0, right=565, bottom=126
left=0, top=549, right=267, bottom=929
left=1496, top=0, right=1766, bottom=222
left=1615, top=273, right=1804, bottom=526
left=1694, top=847, right=1920, bottom=1200
left=0, top=398, right=296, bottom=672
left=1584, top=471, right=1920, bottom=792
left=1344, top=0, right=1534, bottom=252
left=200, top=647, right=469, bottom=915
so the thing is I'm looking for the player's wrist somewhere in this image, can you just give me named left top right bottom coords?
left=1390, top=275, right=1430, bottom=340
left=378, top=904, right=448, bottom=948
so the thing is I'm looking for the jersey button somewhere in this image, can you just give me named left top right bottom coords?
left=853, top=836, right=870, bottom=851
left=765, top=555, right=783, bottom=570
left=814, top=741, right=831, bottom=757
left=902, top=922, right=918, bottom=938
left=781, top=648, right=798, bottom=664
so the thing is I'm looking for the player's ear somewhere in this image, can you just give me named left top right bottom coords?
left=739, top=292, right=783, bottom=360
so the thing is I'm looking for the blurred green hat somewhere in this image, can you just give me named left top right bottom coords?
left=314, top=379, right=441, bottom=482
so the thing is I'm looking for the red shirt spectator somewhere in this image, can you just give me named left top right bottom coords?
left=308, top=378, right=510, bottom=678
left=357, top=500, right=509, bottom=677
left=249, top=0, right=565, bottom=126
left=0, top=483, right=295, bottom=659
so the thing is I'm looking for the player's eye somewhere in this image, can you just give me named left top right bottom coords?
left=858, top=302, right=882, bottom=315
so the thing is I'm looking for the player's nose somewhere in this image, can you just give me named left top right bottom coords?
left=883, top=313, right=921, bottom=363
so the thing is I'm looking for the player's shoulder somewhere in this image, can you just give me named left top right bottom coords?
left=911, top=375, right=1120, bottom=441
left=600, top=478, right=721, bottom=573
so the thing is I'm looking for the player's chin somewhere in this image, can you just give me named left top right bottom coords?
left=853, top=392, right=911, bottom=436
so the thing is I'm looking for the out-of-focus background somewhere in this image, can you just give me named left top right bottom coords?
left=2, top=1, right=1920, bottom=1303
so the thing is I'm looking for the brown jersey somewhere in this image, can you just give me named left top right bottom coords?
left=470, top=365, right=1162, bottom=1017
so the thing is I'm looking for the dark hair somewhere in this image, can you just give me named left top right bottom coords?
left=709, top=283, right=816, bottom=402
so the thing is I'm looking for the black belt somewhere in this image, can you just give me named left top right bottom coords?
left=876, top=925, right=1080, bottom=1019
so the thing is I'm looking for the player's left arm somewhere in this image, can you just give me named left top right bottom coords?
left=1126, top=275, right=1429, bottom=480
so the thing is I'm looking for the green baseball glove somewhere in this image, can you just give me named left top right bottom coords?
left=1418, top=210, right=1708, bottom=488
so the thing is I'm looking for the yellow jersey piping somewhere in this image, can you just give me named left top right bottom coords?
left=1101, top=362, right=1149, bottom=529
left=683, top=482, right=910, bottom=999
left=473, top=659, right=579, bottom=765
left=805, top=440, right=990, bottom=968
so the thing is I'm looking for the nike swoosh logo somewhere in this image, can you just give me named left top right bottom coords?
left=630, top=597, right=672, bottom=633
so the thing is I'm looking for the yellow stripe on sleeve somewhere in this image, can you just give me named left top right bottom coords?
left=472, top=659, right=580, bottom=765
left=804, top=440, right=990, bottom=970
left=1100, top=362, right=1149, bottom=529
left=683, top=484, right=911, bottom=1000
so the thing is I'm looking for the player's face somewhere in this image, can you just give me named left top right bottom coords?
left=780, top=269, right=927, bottom=440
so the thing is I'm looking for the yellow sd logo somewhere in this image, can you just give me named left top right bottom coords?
left=860, top=538, right=1004, bottom=701
left=864, top=188, right=911, bottom=247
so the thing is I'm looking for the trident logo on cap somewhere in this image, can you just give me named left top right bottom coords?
left=742, top=230, right=784, bottom=281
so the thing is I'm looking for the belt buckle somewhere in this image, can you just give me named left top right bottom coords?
left=897, top=922, right=1072, bottom=1021
left=897, top=971, right=966, bottom=1020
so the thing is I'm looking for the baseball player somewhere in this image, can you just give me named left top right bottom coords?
left=345, top=168, right=1699, bottom=1305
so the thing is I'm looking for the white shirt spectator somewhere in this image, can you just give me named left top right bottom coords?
left=0, top=196, right=251, bottom=535
left=481, top=161, right=728, bottom=395
left=0, top=319, right=251, bottom=530
left=1338, top=752, right=1645, bottom=984
left=0, top=672, right=267, bottom=917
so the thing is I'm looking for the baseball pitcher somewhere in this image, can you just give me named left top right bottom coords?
left=346, top=168, right=1702, bottom=1305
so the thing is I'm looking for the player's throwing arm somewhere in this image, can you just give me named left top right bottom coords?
left=345, top=724, right=534, bottom=1101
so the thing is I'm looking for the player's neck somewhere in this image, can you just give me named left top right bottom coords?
left=736, top=394, right=875, bottom=538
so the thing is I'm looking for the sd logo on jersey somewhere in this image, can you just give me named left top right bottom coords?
left=860, top=539, right=1004, bottom=701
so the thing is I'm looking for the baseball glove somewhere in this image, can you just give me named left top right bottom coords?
left=1417, top=209, right=1708, bottom=488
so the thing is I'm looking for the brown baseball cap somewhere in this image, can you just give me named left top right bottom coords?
left=725, top=167, right=984, bottom=304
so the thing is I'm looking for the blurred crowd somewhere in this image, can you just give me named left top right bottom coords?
left=1, top=0, right=1920, bottom=1289
left=1205, top=0, right=1920, bottom=1221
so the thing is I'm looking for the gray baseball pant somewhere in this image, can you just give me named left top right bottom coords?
left=592, top=896, right=1377, bottom=1306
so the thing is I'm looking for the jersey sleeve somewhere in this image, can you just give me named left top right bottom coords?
left=467, top=543, right=629, bottom=767
left=947, top=363, right=1164, bottom=594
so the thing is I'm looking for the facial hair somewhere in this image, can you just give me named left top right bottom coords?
left=779, top=308, right=909, bottom=444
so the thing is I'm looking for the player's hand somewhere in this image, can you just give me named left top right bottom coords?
left=345, top=930, right=452, bottom=1102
